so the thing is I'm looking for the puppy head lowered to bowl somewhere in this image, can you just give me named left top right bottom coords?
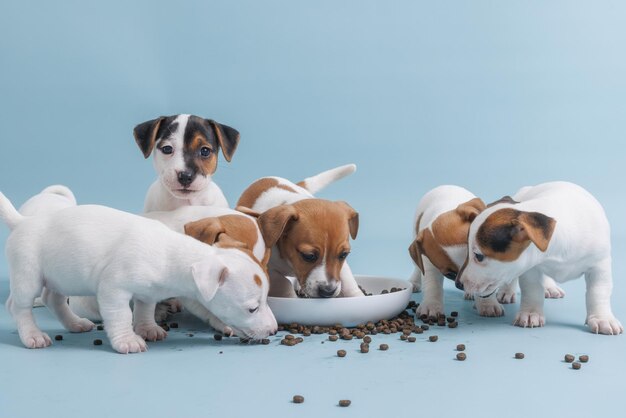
left=268, top=275, right=411, bottom=327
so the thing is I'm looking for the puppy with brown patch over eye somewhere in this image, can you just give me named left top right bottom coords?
left=236, top=164, right=362, bottom=298
left=133, top=114, right=240, bottom=212
left=458, top=181, right=623, bottom=335
left=408, top=186, right=566, bottom=319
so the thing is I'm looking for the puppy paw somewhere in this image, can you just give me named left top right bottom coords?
left=135, top=324, right=168, bottom=342
left=154, top=304, right=171, bottom=323
left=544, top=284, right=566, bottom=299
left=416, top=302, right=444, bottom=319
left=112, top=334, right=148, bottom=354
left=21, top=331, right=52, bottom=349
left=514, top=311, right=545, bottom=328
left=162, top=298, right=183, bottom=313
left=497, top=289, right=516, bottom=304
left=67, top=318, right=95, bottom=333
left=586, top=315, right=624, bottom=335
left=464, top=292, right=474, bottom=301
left=475, top=299, right=505, bottom=317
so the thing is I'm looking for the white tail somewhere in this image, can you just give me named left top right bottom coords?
left=0, top=192, right=24, bottom=230
left=40, top=185, right=77, bottom=206
left=297, top=164, right=357, bottom=195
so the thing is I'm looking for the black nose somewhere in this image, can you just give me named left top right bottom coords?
left=318, top=283, right=338, bottom=298
left=177, top=171, right=194, bottom=186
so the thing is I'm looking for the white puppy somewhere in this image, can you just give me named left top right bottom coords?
left=133, top=114, right=240, bottom=212
left=458, top=181, right=623, bottom=335
left=1, top=193, right=276, bottom=353
left=19, top=185, right=77, bottom=216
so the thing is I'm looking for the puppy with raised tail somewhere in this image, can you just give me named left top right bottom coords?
left=408, top=185, right=565, bottom=318
left=134, top=114, right=240, bottom=211
left=1, top=193, right=276, bottom=353
left=237, top=164, right=362, bottom=298
left=457, top=181, right=622, bottom=335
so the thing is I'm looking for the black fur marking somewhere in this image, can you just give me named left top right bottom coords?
left=183, top=116, right=219, bottom=178
left=476, top=209, right=521, bottom=253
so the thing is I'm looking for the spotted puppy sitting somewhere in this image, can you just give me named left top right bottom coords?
left=457, top=181, right=622, bottom=335
left=134, top=114, right=240, bottom=211
left=408, top=185, right=565, bottom=318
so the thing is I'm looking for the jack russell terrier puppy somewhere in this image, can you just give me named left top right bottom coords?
left=408, top=185, right=565, bottom=318
left=457, top=181, right=623, bottom=335
left=69, top=206, right=269, bottom=329
left=0, top=193, right=277, bottom=353
left=134, top=114, right=240, bottom=211
left=237, top=164, right=362, bottom=299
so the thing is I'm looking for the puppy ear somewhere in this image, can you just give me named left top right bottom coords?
left=335, top=201, right=359, bottom=239
left=511, top=212, right=556, bottom=252
left=191, top=260, right=228, bottom=302
left=184, top=218, right=225, bottom=245
left=257, top=205, right=299, bottom=248
left=133, top=117, right=165, bottom=158
left=487, top=195, right=519, bottom=208
left=456, top=198, right=486, bottom=222
left=214, top=234, right=249, bottom=250
left=408, top=231, right=425, bottom=274
left=261, top=248, right=272, bottom=267
left=235, top=206, right=261, bottom=218
left=207, top=120, right=240, bottom=162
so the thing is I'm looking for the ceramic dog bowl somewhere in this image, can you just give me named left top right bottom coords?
left=268, top=275, right=411, bottom=327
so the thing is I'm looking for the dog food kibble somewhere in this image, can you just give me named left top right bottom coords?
left=515, top=353, right=525, bottom=359
left=448, top=322, right=458, bottom=329
left=293, top=395, right=305, bottom=404
left=400, top=335, right=407, bottom=341
left=456, top=353, right=467, bottom=361
left=363, top=336, right=372, bottom=344
left=296, top=337, right=304, bottom=343
left=96, top=325, right=104, bottom=331
left=214, top=334, right=223, bottom=341
left=451, top=311, right=459, bottom=317
left=93, top=339, right=103, bottom=346
left=261, top=339, right=270, bottom=345
left=337, top=350, right=347, bottom=357
left=564, top=354, right=575, bottom=363
left=456, top=344, right=465, bottom=351
left=379, top=344, right=389, bottom=351
left=408, top=336, right=416, bottom=343
left=170, top=322, right=178, bottom=329
left=339, top=400, right=351, bottom=407
left=329, top=335, right=338, bottom=341
left=285, top=334, right=295, bottom=340
left=579, top=355, right=589, bottom=363
left=360, top=343, right=369, bottom=353
left=572, top=362, right=582, bottom=370
left=54, top=335, right=63, bottom=341
left=421, top=325, right=429, bottom=330
left=429, top=335, right=438, bottom=342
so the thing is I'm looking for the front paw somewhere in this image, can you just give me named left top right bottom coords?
left=475, top=298, right=505, bottom=317
left=586, top=315, right=624, bottom=335
left=497, top=289, right=516, bottom=304
left=544, top=284, right=566, bottom=299
left=416, top=301, right=444, bottom=318
left=20, top=330, right=52, bottom=349
left=111, top=334, right=148, bottom=354
left=514, top=310, right=545, bottom=328
left=135, top=324, right=168, bottom=342
left=464, top=292, right=474, bottom=301
left=67, top=318, right=95, bottom=333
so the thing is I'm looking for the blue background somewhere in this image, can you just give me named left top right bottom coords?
left=0, top=1, right=624, bottom=418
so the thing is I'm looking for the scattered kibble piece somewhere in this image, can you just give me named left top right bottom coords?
left=564, top=354, right=575, bottom=363
left=456, top=344, right=465, bottom=351
left=448, top=322, right=458, bottom=329
left=337, top=350, right=347, bottom=357
left=96, top=325, right=104, bottom=331
left=456, top=353, right=466, bottom=361
left=261, top=339, right=270, bottom=345
left=379, top=344, right=389, bottom=351
left=54, top=335, right=63, bottom=341
left=429, top=335, right=438, bottom=342
left=363, top=336, right=372, bottom=344
left=451, top=311, right=459, bottom=317
left=293, top=395, right=304, bottom=404
left=572, top=362, right=581, bottom=370
left=407, top=336, right=416, bottom=343
left=360, top=343, right=369, bottom=353
left=329, top=335, right=338, bottom=342
left=214, top=334, right=223, bottom=341
left=170, top=322, right=179, bottom=329
left=93, top=339, right=103, bottom=346
left=339, top=400, right=351, bottom=407
left=579, top=355, right=589, bottom=363
left=515, top=353, right=525, bottom=359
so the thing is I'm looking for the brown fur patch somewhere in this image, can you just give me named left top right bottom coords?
left=216, top=215, right=259, bottom=254
left=237, top=178, right=280, bottom=209
left=419, top=228, right=458, bottom=276
left=277, top=184, right=297, bottom=193
left=431, top=211, right=471, bottom=247
left=254, top=274, right=263, bottom=287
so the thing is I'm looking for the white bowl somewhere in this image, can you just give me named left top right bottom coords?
left=268, top=275, right=411, bottom=327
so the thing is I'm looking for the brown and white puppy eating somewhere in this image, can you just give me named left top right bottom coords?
left=237, top=164, right=362, bottom=298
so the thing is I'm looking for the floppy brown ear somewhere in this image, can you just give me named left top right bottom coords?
left=207, top=120, right=240, bottom=162
left=184, top=218, right=226, bottom=245
left=335, top=201, right=359, bottom=239
left=235, top=206, right=261, bottom=218
left=261, top=248, right=272, bottom=267
left=214, top=234, right=249, bottom=250
left=133, top=117, right=165, bottom=158
left=456, top=198, right=486, bottom=222
left=257, top=205, right=299, bottom=248
left=511, top=212, right=556, bottom=252
left=408, top=231, right=425, bottom=274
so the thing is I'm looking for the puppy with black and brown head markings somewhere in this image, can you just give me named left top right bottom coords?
left=458, top=181, right=622, bottom=335
left=408, top=185, right=566, bottom=319
left=133, top=114, right=240, bottom=212
left=236, top=164, right=362, bottom=298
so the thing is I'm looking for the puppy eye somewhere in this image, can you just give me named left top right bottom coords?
left=160, top=145, right=173, bottom=155
left=300, top=252, right=318, bottom=263
left=444, top=271, right=457, bottom=280
left=249, top=306, right=259, bottom=314
left=338, top=251, right=350, bottom=260
left=200, top=147, right=212, bottom=157
left=474, top=252, right=485, bottom=263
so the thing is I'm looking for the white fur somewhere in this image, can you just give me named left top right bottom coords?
left=144, top=114, right=228, bottom=212
left=0, top=196, right=276, bottom=353
left=460, top=181, right=622, bottom=335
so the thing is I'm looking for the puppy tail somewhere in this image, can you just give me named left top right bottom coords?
left=297, top=163, right=357, bottom=195
left=40, top=185, right=77, bottom=206
left=0, top=192, right=24, bottom=230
